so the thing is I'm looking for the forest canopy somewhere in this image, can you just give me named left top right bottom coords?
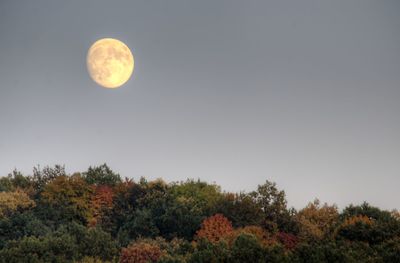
left=0, top=164, right=399, bottom=263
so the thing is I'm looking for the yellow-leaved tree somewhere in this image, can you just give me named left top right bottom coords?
left=0, top=189, right=35, bottom=217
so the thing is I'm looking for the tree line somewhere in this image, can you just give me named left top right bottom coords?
left=0, top=164, right=399, bottom=262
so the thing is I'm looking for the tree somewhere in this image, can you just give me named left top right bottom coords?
left=296, top=199, right=339, bottom=241
left=250, top=181, right=297, bottom=233
left=118, top=209, right=160, bottom=247
left=101, top=179, right=135, bottom=235
left=0, top=222, right=118, bottom=263
left=32, top=165, right=66, bottom=193
left=341, top=202, right=394, bottom=222
left=0, top=190, right=35, bottom=217
left=169, top=179, right=223, bottom=216
left=154, top=195, right=204, bottom=240
left=215, top=192, right=264, bottom=228
left=228, top=226, right=276, bottom=247
left=277, top=232, right=298, bottom=250
left=376, top=237, right=400, bottom=262
left=195, top=214, right=233, bottom=243
left=66, top=223, right=119, bottom=261
left=89, top=185, right=114, bottom=227
left=83, top=164, right=121, bottom=186
left=2, top=164, right=400, bottom=262
left=337, top=203, right=400, bottom=244
left=120, top=239, right=165, bottom=263
left=230, top=233, right=266, bottom=263
left=0, top=234, right=79, bottom=263
left=189, top=238, right=230, bottom=263
left=336, top=215, right=375, bottom=243
left=39, top=175, right=94, bottom=224
left=0, top=211, right=50, bottom=249
left=0, top=170, right=31, bottom=192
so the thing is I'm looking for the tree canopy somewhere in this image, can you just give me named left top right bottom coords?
left=0, top=164, right=399, bottom=262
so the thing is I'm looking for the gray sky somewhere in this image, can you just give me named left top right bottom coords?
left=1, top=0, right=399, bottom=210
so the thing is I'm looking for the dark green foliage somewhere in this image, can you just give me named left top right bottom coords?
left=291, top=240, right=381, bottom=263
left=292, top=242, right=346, bottom=263
left=83, top=163, right=121, bottom=186
left=0, top=177, right=13, bottom=192
left=230, top=233, right=265, bottom=263
left=264, top=245, right=291, bottom=263
left=215, top=193, right=264, bottom=228
left=0, top=170, right=32, bottom=192
left=341, top=202, right=393, bottom=221
left=0, top=164, right=399, bottom=262
left=250, top=180, right=299, bottom=233
left=0, top=211, right=50, bottom=249
left=118, top=209, right=160, bottom=246
left=57, top=223, right=119, bottom=261
left=0, top=235, right=75, bottom=263
left=376, top=238, right=400, bottom=262
left=337, top=203, right=400, bottom=245
left=157, top=196, right=204, bottom=240
left=0, top=223, right=118, bottom=263
left=189, top=239, right=230, bottom=263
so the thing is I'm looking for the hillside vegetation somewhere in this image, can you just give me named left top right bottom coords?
left=0, top=164, right=399, bottom=262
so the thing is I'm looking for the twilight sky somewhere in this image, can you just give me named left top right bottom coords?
left=0, top=0, right=399, bottom=210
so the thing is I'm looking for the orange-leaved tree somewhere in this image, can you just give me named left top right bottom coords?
left=120, top=239, right=165, bottom=263
left=195, top=213, right=233, bottom=243
left=89, top=185, right=114, bottom=226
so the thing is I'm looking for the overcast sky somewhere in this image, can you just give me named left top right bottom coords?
left=1, top=0, right=399, bottom=210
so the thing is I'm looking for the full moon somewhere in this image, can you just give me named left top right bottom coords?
left=87, top=38, right=134, bottom=88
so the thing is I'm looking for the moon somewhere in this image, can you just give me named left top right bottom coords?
left=87, top=38, right=134, bottom=88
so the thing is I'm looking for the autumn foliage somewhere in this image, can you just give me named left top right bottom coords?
left=90, top=185, right=114, bottom=226
left=277, top=232, right=298, bottom=250
left=0, top=189, right=35, bottom=217
left=195, top=213, right=233, bottom=243
left=296, top=199, right=339, bottom=241
left=120, top=240, right=164, bottom=263
left=40, top=175, right=94, bottom=223
left=342, top=214, right=374, bottom=226
left=1, top=164, right=400, bottom=262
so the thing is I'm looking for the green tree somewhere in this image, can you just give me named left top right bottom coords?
left=169, top=179, right=223, bottom=216
left=0, top=211, right=50, bottom=249
left=376, top=237, right=400, bottom=262
left=83, top=164, right=121, bottom=186
left=32, top=165, right=66, bottom=194
left=250, top=181, right=297, bottom=233
left=215, top=192, right=264, bottom=228
left=0, top=223, right=118, bottom=263
left=157, top=195, right=204, bottom=240
left=0, top=234, right=78, bottom=263
left=337, top=203, right=400, bottom=244
left=0, top=170, right=31, bottom=192
left=118, top=209, right=160, bottom=247
left=230, top=233, right=266, bottom=263
left=189, top=238, right=230, bottom=263
left=57, top=223, right=118, bottom=261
